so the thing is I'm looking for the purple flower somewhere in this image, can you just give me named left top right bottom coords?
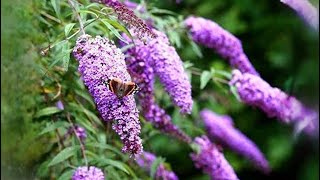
left=122, top=33, right=192, bottom=143
left=73, top=35, right=142, bottom=156
left=190, top=136, right=239, bottom=180
left=230, top=69, right=319, bottom=137
left=72, top=166, right=104, bottom=180
left=99, top=0, right=156, bottom=41
left=200, top=109, right=270, bottom=173
left=184, top=16, right=259, bottom=75
left=55, top=100, right=64, bottom=110
left=145, top=30, right=193, bottom=114
left=281, top=0, right=319, bottom=30
left=123, top=0, right=146, bottom=13
left=68, top=125, right=87, bottom=141
left=136, top=151, right=179, bottom=180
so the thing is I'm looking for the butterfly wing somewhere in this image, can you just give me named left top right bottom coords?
left=123, top=82, right=137, bottom=97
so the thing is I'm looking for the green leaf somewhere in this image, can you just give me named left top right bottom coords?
left=94, top=158, right=129, bottom=174
left=74, top=89, right=95, bottom=107
left=106, top=166, right=122, bottom=180
left=86, top=143, right=123, bottom=157
left=36, top=159, right=51, bottom=177
left=58, top=169, right=74, bottom=180
left=200, top=70, right=212, bottom=89
left=150, top=157, right=164, bottom=179
left=38, top=121, right=69, bottom=136
left=51, top=0, right=61, bottom=18
left=100, top=19, right=129, bottom=44
left=190, top=41, right=203, bottom=58
left=230, top=85, right=241, bottom=102
left=48, top=146, right=80, bottom=167
left=64, top=23, right=76, bottom=37
left=35, top=107, right=62, bottom=118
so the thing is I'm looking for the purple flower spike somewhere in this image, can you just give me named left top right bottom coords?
left=281, top=0, right=319, bottom=30
left=147, top=30, right=193, bottom=114
left=136, top=151, right=179, bottom=180
left=230, top=69, right=319, bottom=137
left=124, top=38, right=191, bottom=143
left=72, top=166, right=104, bottom=180
left=100, top=0, right=156, bottom=40
left=184, top=16, right=259, bottom=75
left=73, top=35, right=142, bottom=156
left=190, top=136, right=239, bottom=180
left=123, top=0, right=146, bottom=13
left=200, top=109, right=270, bottom=173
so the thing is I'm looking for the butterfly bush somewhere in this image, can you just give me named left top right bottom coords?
left=122, top=29, right=193, bottom=114
left=200, top=109, right=270, bottom=173
left=72, top=166, right=104, bottom=180
left=123, top=34, right=192, bottom=143
left=73, top=35, right=142, bottom=156
left=230, top=69, right=319, bottom=136
left=98, top=0, right=156, bottom=40
left=136, top=151, right=179, bottom=180
left=184, top=16, right=259, bottom=75
left=67, top=125, right=87, bottom=142
left=281, top=0, right=319, bottom=30
left=190, top=136, right=239, bottom=180
left=147, top=29, right=193, bottom=114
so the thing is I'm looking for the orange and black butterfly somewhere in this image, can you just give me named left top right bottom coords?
left=101, top=77, right=140, bottom=98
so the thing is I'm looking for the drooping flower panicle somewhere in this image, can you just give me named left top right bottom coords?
left=136, top=151, right=179, bottom=180
left=100, top=0, right=156, bottom=40
left=184, top=16, right=259, bottom=75
left=146, top=29, right=193, bottom=114
left=200, top=109, right=270, bottom=173
left=230, top=69, right=319, bottom=137
left=72, top=166, right=104, bottom=180
left=73, top=35, right=142, bottom=156
left=124, top=34, right=192, bottom=143
left=281, top=0, right=319, bottom=30
left=190, top=136, right=239, bottom=180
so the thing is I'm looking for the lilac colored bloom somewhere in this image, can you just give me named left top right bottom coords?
left=184, top=16, right=259, bottom=75
left=146, top=30, right=193, bottom=114
left=281, top=0, right=319, bottom=30
left=190, top=136, right=239, bottom=180
left=123, top=36, right=191, bottom=143
left=230, top=69, right=319, bottom=137
left=123, top=0, right=146, bottom=13
left=122, top=29, right=193, bottom=114
left=73, top=35, right=142, bottom=156
left=200, top=109, right=270, bottom=173
left=98, top=0, right=156, bottom=40
left=68, top=125, right=87, bottom=141
left=72, top=166, right=104, bottom=180
left=55, top=100, right=64, bottom=110
left=136, top=151, right=179, bottom=180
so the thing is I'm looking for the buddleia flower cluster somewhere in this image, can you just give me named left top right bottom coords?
left=200, top=109, right=270, bottom=173
left=97, top=0, right=156, bottom=40
left=121, top=29, right=192, bottom=143
left=230, top=69, right=319, bottom=137
left=72, top=166, right=104, bottom=180
left=73, top=34, right=143, bottom=156
left=281, top=0, right=319, bottom=30
left=136, top=151, right=179, bottom=180
left=184, top=16, right=259, bottom=75
left=190, top=136, right=239, bottom=180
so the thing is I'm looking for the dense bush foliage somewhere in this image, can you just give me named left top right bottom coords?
left=1, top=0, right=319, bottom=179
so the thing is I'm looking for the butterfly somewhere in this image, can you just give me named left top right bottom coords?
left=101, top=77, right=140, bottom=98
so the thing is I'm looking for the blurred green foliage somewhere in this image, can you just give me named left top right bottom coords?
left=1, top=0, right=319, bottom=179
